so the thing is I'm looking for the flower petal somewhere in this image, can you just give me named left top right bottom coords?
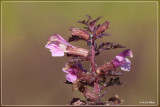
left=66, top=73, right=77, bottom=82
left=62, top=63, right=72, bottom=73
left=115, top=56, right=124, bottom=62
left=45, top=43, right=58, bottom=50
left=62, top=68, right=68, bottom=73
left=119, top=49, right=133, bottom=58
left=50, top=49, right=64, bottom=57
left=112, top=56, right=124, bottom=68
left=45, top=43, right=65, bottom=57
left=112, top=49, right=133, bottom=68
left=46, top=34, right=72, bottom=57
left=120, top=58, right=131, bottom=71
left=62, top=68, right=74, bottom=74
left=49, top=34, right=71, bottom=46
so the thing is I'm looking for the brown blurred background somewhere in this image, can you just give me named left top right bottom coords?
left=1, top=1, right=158, bottom=105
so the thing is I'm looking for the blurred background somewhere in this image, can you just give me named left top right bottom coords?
left=2, top=1, right=158, bottom=105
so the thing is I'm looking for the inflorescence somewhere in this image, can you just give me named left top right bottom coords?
left=45, top=15, right=133, bottom=105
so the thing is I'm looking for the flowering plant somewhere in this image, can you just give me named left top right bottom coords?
left=45, top=15, right=133, bottom=105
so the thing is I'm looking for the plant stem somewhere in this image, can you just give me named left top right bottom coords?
left=91, top=38, right=96, bottom=73
left=90, top=28, right=100, bottom=100
left=91, top=35, right=101, bottom=98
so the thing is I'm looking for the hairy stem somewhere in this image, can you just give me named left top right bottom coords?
left=91, top=43, right=96, bottom=73
left=89, top=24, right=100, bottom=101
left=90, top=35, right=101, bottom=98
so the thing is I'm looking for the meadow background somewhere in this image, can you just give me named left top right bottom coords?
left=2, top=1, right=158, bottom=105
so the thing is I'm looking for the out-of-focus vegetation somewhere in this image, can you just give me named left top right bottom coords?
left=2, top=2, right=157, bottom=105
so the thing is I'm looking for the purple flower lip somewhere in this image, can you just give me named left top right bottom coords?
left=62, top=63, right=79, bottom=82
left=118, top=49, right=133, bottom=58
left=112, top=49, right=133, bottom=71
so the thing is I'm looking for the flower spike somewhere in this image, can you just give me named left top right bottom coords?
left=45, top=16, right=133, bottom=105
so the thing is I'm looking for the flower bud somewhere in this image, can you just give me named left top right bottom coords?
left=77, top=72, right=95, bottom=84
left=96, top=62, right=115, bottom=76
left=84, top=88, right=99, bottom=102
left=95, top=21, right=110, bottom=36
left=66, top=46, right=89, bottom=58
left=70, top=27, right=90, bottom=40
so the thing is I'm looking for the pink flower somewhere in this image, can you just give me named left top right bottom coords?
left=112, top=49, right=133, bottom=71
left=62, top=63, right=79, bottom=82
left=45, top=34, right=89, bottom=57
left=45, top=34, right=71, bottom=57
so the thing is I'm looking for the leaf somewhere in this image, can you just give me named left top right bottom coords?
left=95, top=42, right=125, bottom=55
left=90, top=16, right=102, bottom=27
left=94, top=24, right=101, bottom=31
left=98, top=33, right=111, bottom=38
left=107, top=70, right=123, bottom=76
left=106, top=77, right=122, bottom=87
left=64, top=80, right=72, bottom=84
left=78, top=15, right=102, bottom=31
left=77, top=18, right=89, bottom=26
left=68, top=35, right=85, bottom=42
left=86, top=15, right=92, bottom=20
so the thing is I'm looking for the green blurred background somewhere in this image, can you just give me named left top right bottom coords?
left=2, top=1, right=158, bottom=105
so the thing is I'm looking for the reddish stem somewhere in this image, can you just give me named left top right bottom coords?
left=90, top=27, right=100, bottom=98
left=91, top=43, right=96, bottom=73
left=90, top=35, right=100, bottom=97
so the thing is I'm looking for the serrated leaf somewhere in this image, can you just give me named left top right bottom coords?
left=95, top=42, right=125, bottom=55
left=68, top=35, right=85, bottom=42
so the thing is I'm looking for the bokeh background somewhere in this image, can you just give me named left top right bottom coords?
left=2, top=1, right=158, bottom=105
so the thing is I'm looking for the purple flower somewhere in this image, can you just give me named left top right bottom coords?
left=62, top=63, right=79, bottom=82
left=112, top=49, right=133, bottom=71
left=45, top=34, right=72, bottom=57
